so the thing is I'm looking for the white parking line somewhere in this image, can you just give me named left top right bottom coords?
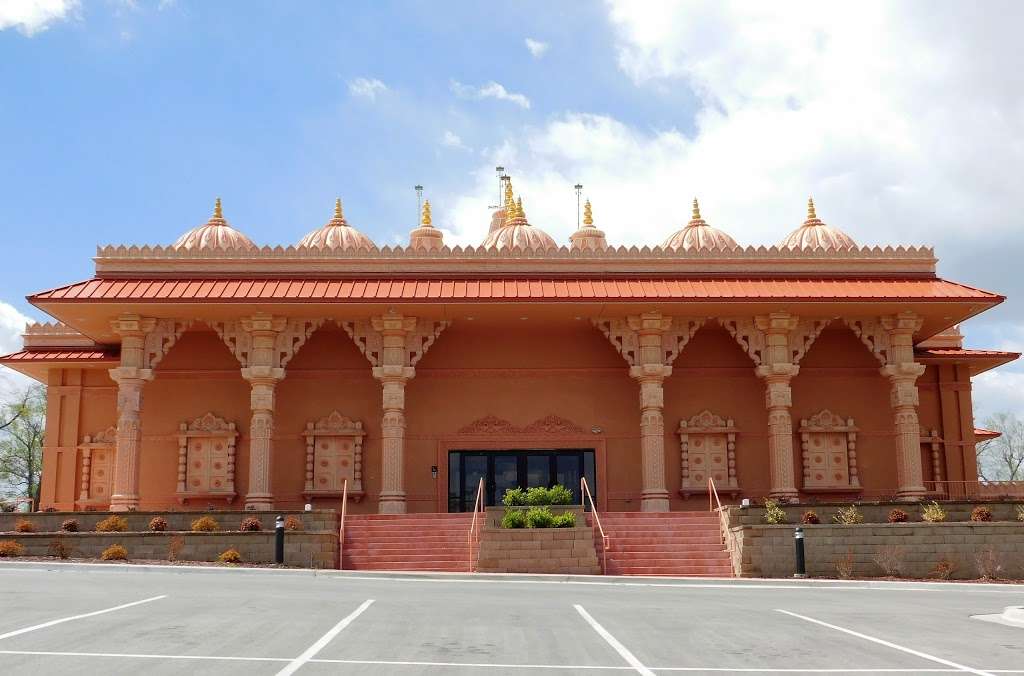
left=0, top=595, right=167, bottom=641
left=275, top=599, right=374, bottom=676
left=0, top=649, right=286, bottom=662
left=775, top=609, right=995, bottom=676
left=575, top=604, right=655, bottom=676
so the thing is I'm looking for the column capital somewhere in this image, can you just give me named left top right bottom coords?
left=110, top=314, right=158, bottom=338
left=108, top=366, right=153, bottom=384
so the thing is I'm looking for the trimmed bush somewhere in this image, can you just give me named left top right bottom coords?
left=502, top=487, right=527, bottom=507
left=762, top=499, right=788, bottom=524
left=525, top=487, right=551, bottom=506
left=970, top=505, right=993, bottom=522
left=800, top=510, right=820, bottom=525
left=284, top=515, right=303, bottom=531
left=101, top=544, right=128, bottom=561
left=547, top=485, right=574, bottom=506
left=553, top=512, right=576, bottom=528
left=525, top=506, right=556, bottom=529
left=833, top=505, right=865, bottom=525
left=190, top=515, right=219, bottom=532
left=218, top=548, right=242, bottom=564
left=148, top=516, right=168, bottom=532
left=521, top=485, right=575, bottom=506
left=0, top=540, right=25, bottom=557
left=95, top=515, right=128, bottom=532
left=60, top=518, right=80, bottom=532
left=500, top=509, right=528, bottom=529
left=14, top=519, right=35, bottom=533
left=239, top=517, right=262, bottom=532
left=887, top=508, right=908, bottom=523
left=922, top=501, right=947, bottom=523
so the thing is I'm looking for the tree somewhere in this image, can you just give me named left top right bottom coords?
left=0, top=384, right=46, bottom=505
left=976, top=412, right=1024, bottom=482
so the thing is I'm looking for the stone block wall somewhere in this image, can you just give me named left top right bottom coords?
left=726, top=502, right=1023, bottom=526
left=0, top=510, right=338, bottom=534
left=0, top=531, right=337, bottom=568
left=731, top=523, right=1024, bottom=579
left=477, top=527, right=600, bottom=574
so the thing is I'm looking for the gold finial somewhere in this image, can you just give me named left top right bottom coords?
left=503, top=178, right=514, bottom=209
left=213, top=197, right=223, bottom=219
left=334, top=198, right=344, bottom=221
left=583, top=199, right=593, bottom=226
left=515, top=196, right=525, bottom=221
left=807, top=196, right=817, bottom=221
left=691, top=198, right=701, bottom=222
left=421, top=199, right=432, bottom=226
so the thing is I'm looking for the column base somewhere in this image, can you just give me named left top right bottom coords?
left=769, top=490, right=800, bottom=504
left=244, top=494, right=273, bottom=511
left=894, top=488, right=927, bottom=503
left=640, top=490, right=670, bottom=512
left=108, top=495, right=139, bottom=512
left=378, top=493, right=407, bottom=514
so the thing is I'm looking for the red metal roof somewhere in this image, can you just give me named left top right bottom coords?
left=0, top=349, right=117, bottom=363
left=917, top=348, right=1019, bottom=358
left=975, top=427, right=1002, bottom=441
left=29, top=277, right=1002, bottom=303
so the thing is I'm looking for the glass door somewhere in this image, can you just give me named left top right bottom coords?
left=448, top=449, right=596, bottom=511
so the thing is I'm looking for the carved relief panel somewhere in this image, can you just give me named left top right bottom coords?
left=677, top=410, right=739, bottom=495
left=303, top=411, right=364, bottom=501
left=799, top=410, right=859, bottom=491
left=77, top=427, right=117, bottom=508
left=176, top=413, right=238, bottom=503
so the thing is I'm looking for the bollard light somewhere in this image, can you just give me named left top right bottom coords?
left=275, top=515, right=285, bottom=565
left=794, top=526, right=806, bottom=578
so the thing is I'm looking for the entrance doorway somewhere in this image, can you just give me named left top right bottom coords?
left=448, top=449, right=596, bottom=512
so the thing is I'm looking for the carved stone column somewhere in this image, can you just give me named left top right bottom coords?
left=594, top=312, right=704, bottom=512
left=847, top=312, right=927, bottom=501
left=344, top=313, right=449, bottom=514
left=723, top=313, right=829, bottom=502
left=108, top=315, right=189, bottom=511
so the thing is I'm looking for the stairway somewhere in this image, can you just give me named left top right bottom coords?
left=341, top=513, right=475, bottom=572
left=594, top=512, right=734, bottom=577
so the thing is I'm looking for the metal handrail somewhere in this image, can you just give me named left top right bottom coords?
left=708, top=476, right=728, bottom=547
left=338, top=479, right=348, bottom=570
left=580, top=477, right=608, bottom=574
left=467, top=477, right=485, bottom=572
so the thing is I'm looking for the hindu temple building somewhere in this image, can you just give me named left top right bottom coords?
left=2, top=182, right=1019, bottom=518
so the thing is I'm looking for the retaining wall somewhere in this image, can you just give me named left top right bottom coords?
left=0, top=510, right=338, bottom=534
left=477, top=527, right=600, bottom=574
left=726, top=502, right=1023, bottom=526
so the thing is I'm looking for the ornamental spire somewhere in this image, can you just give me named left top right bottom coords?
left=333, top=198, right=346, bottom=222
left=806, top=196, right=817, bottom=221
left=213, top=197, right=223, bottom=220
left=503, top=178, right=514, bottom=209
left=516, top=196, right=525, bottom=221
left=421, top=199, right=432, bottom=226
left=583, top=199, right=593, bottom=226
left=691, top=198, right=701, bottom=222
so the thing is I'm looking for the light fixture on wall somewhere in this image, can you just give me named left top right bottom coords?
left=591, top=426, right=603, bottom=435
left=431, top=465, right=438, bottom=479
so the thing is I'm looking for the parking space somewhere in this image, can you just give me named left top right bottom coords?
left=1, top=564, right=1023, bottom=675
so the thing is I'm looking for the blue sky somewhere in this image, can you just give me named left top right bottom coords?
left=1, top=0, right=1023, bottom=418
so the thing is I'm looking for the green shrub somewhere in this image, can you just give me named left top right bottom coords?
left=101, top=544, right=128, bottom=561
left=95, top=515, right=128, bottom=532
left=970, top=505, right=993, bottom=522
left=525, top=506, right=556, bottom=528
left=762, top=499, right=788, bottom=524
left=500, top=509, right=528, bottom=529
left=502, top=487, right=527, bottom=507
left=525, top=486, right=551, bottom=506
left=553, top=512, right=576, bottom=528
left=922, top=501, right=947, bottom=523
left=190, top=515, right=219, bottom=532
left=833, top=505, right=865, bottom=525
left=800, top=510, right=820, bottom=525
left=547, top=485, right=574, bottom=506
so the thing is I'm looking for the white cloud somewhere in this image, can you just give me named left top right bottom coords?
left=0, top=0, right=77, bottom=35
left=450, top=80, right=531, bottom=109
left=441, top=130, right=469, bottom=151
left=0, top=302, right=35, bottom=396
left=348, top=77, right=387, bottom=101
left=525, top=37, right=549, bottom=58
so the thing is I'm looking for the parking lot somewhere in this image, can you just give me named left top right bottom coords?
left=0, top=563, right=1022, bottom=675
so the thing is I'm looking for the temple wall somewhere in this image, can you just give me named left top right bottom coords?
left=36, top=320, right=982, bottom=512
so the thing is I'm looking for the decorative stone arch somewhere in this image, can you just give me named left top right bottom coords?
left=175, top=412, right=238, bottom=504
left=303, top=411, right=365, bottom=502
left=77, top=427, right=117, bottom=509
left=799, top=409, right=860, bottom=491
left=677, top=410, right=740, bottom=496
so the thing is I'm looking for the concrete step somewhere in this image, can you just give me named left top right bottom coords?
left=605, top=550, right=731, bottom=561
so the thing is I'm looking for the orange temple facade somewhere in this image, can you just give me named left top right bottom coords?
left=2, top=187, right=1018, bottom=514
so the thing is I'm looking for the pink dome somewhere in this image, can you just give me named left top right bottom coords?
left=662, top=199, right=738, bottom=252
left=780, top=198, right=857, bottom=251
left=298, top=199, right=376, bottom=251
left=480, top=196, right=557, bottom=251
left=408, top=200, right=444, bottom=252
left=569, top=200, right=609, bottom=251
left=173, top=199, right=257, bottom=252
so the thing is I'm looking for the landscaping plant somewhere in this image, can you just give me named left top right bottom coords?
left=929, top=557, right=957, bottom=580
left=60, top=518, right=80, bottom=532
left=284, top=515, right=303, bottom=531
left=975, top=546, right=1004, bottom=580
left=833, top=549, right=855, bottom=579
left=502, top=487, right=527, bottom=507
left=921, top=501, right=947, bottom=523
left=101, top=544, right=128, bottom=561
left=190, top=515, right=219, bottom=532
left=95, top=515, right=128, bottom=532
left=500, top=509, right=527, bottom=528
left=148, top=516, right=168, bottom=532
left=0, top=540, right=25, bottom=557
left=524, top=506, right=556, bottom=528
left=887, top=508, right=908, bottom=523
left=14, top=519, right=35, bottom=533
left=167, top=535, right=185, bottom=562
left=48, top=535, right=73, bottom=559
left=1017, top=504, right=1024, bottom=522
left=546, top=485, right=574, bottom=505
left=553, top=512, right=576, bottom=528
left=239, top=517, right=262, bottom=532
left=970, top=505, right=993, bottom=522
left=800, top=510, right=820, bottom=525
left=218, top=548, right=242, bottom=564
left=872, top=545, right=905, bottom=576
left=833, top=505, right=865, bottom=525
left=762, top=499, right=788, bottom=524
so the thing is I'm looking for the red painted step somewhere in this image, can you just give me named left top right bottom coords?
left=341, top=513, right=476, bottom=572
left=592, top=512, right=733, bottom=578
